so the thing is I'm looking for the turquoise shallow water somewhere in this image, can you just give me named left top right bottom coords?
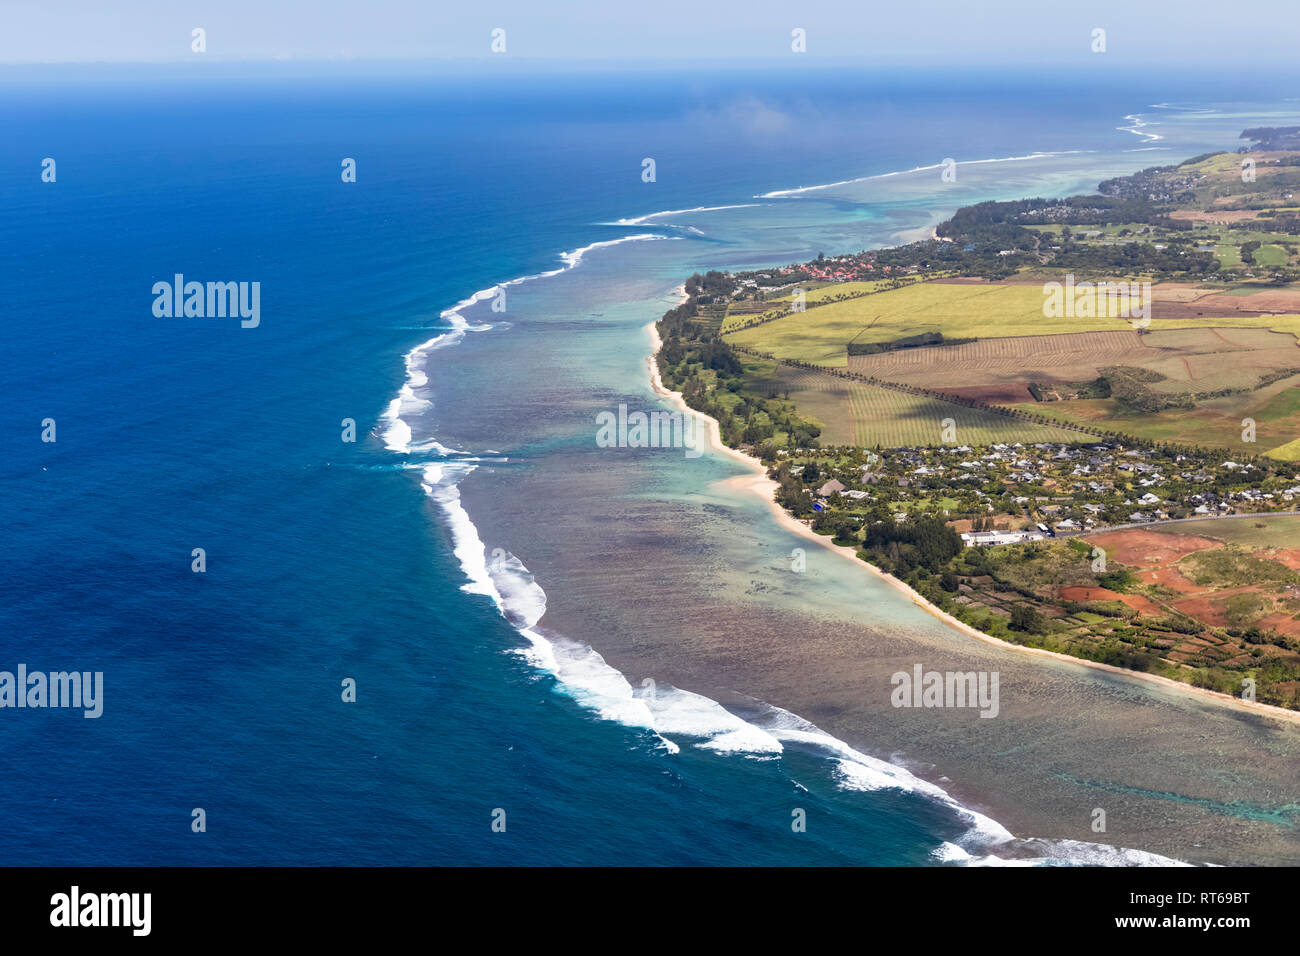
left=2, top=63, right=1297, bottom=864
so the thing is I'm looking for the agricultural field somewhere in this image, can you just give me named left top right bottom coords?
left=847, top=326, right=1300, bottom=398
left=775, top=279, right=893, bottom=305
left=723, top=277, right=1300, bottom=367
left=707, top=147, right=1300, bottom=458
left=722, top=275, right=1300, bottom=453
left=1151, top=281, right=1300, bottom=317
left=848, top=328, right=1142, bottom=388
left=724, top=281, right=1128, bottom=365
left=768, top=365, right=1093, bottom=447
left=1075, top=519, right=1300, bottom=700
left=949, top=533, right=1300, bottom=706
left=1011, top=371, right=1300, bottom=453
left=1268, top=436, right=1300, bottom=460
left=720, top=278, right=907, bottom=334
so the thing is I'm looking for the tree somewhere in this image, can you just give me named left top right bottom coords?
left=1010, top=604, right=1046, bottom=634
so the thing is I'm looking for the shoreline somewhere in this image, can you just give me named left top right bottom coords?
left=645, top=317, right=1300, bottom=725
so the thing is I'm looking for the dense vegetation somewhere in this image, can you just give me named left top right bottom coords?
left=652, top=131, right=1300, bottom=709
left=846, top=331, right=975, bottom=355
left=657, top=274, right=824, bottom=449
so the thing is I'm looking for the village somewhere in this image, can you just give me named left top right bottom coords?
left=773, top=440, right=1300, bottom=544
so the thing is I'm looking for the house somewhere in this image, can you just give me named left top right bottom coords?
left=817, top=479, right=846, bottom=497
left=961, top=530, right=1046, bottom=547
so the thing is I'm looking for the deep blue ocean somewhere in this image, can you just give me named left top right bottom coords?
left=1, top=63, right=1287, bottom=864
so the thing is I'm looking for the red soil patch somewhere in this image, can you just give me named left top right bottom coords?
left=1258, top=612, right=1300, bottom=637
left=1118, top=594, right=1165, bottom=615
left=1085, top=529, right=1221, bottom=567
left=1061, top=586, right=1124, bottom=602
left=1059, top=586, right=1163, bottom=615
left=1154, top=283, right=1300, bottom=317
left=1171, top=595, right=1232, bottom=627
left=1269, top=549, right=1300, bottom=571
left=1141, top=565, right=1204, bottom=595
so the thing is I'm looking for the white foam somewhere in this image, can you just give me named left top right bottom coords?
left=394, top=210, right=1204, bottom=868
left=937, top=838, right=1193, bottom=868
left=644, top=687, right=784, bottom=754
left=1118, top=113, right=1163, bottom=143
left=746, top=705, right=1016, bottom=846
left=419, top=462, right=494, bottom=597
left=380, top=321, right=465, bottom=452
left=382, top=233, right=671, bottom=456
left=604, top=204, right=763, bottom=226
left=558, top=233, right=675, bottom=269
left=416, top=460, right=672, bottom=740
left=757, top=150, right=1092, bottom=198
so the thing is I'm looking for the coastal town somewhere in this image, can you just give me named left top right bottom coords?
left=656, top=135, right=1300, bottom=709
left=768, top=440, right=1300, bottom=544
left=750, top=437, right=1300, bottom=709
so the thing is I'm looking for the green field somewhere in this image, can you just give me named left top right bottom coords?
left=1267, top=436, right=1300, bottom=460
left=1010, top=374, right=1300, bottom=452
left=1147, top=514, right=1300, bottom=548
left=772, top=365, right=1093, bottom=447
left=1210, top=232, right=1297, bottom=269
left=723, top=279, right=1300, bottom=367
left=720, top=279, right=904, bottom=334
left=780, top=279, right=894, bottom=305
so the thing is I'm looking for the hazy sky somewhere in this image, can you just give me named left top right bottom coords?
left=2, top=0, right=1297, bottom=66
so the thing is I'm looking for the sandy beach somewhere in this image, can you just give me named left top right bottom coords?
left=645, top=318, right=1300, bottom=725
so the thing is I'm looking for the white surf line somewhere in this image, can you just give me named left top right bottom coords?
left=380, top=233, right=676, bottom=454
left=391, top=263, right=1033, bottom=854
left=1147, top=103, right=1215, bottom=113
left=423, top=450, right=1184, bottom=864
left=1118, top=113, right=1162, bottom=143
left=602, top=203, right=765, bottom=226
left=757, top=150, right=1094, bottom=198
left=390, top=211, right=1210, bottom=866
